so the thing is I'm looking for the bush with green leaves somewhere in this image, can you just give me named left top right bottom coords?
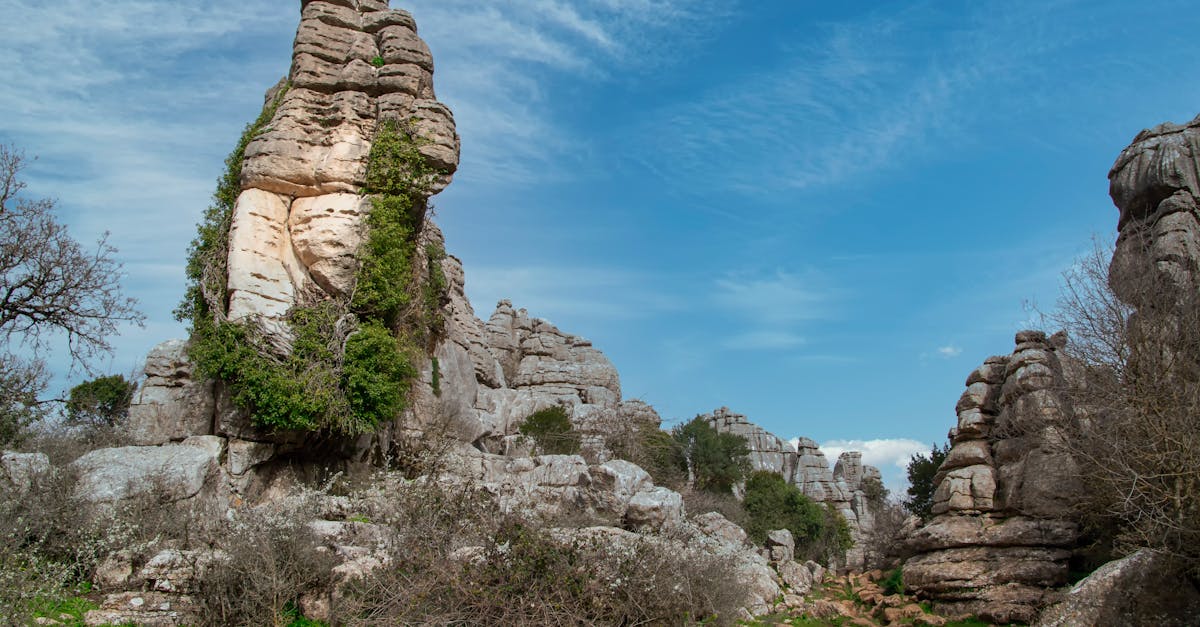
left=518, top=406, right=582, bottom=455
left=65, top=374, right=136, bottom=429
left=904, top=442, right=949, bottom=521
left=672, top=416, right=750, bottom=493
left=742, top=470, right=852, bottom=564
left=180, top=93, right=447, bottom=434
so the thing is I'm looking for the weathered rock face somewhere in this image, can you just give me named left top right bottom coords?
left=903, top=331, right=1079, bottom=624
left=401, top=241, right=631, bottom=454
left=226, top=0, right=460, bottom=329
left=1109, top=115, right=1200, bottom=299
left=702, top=407, right=879, bottom=571
left=1035, top=549, right=1200, bottom=627
left=125, top=340, right=214, bottom=446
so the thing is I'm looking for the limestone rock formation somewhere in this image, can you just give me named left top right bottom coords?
left=903, top=331, right=1079, bottom=624
left=702, top=407, right=879, bottom=570
left=125, top=340, right=214, bottom=446
left=225, top=0, right=459, bottom=329
left=1109, top=114, right=1200, bottom=297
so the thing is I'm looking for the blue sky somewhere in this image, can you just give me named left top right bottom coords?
left=4, top=0, right=1200, bottom=491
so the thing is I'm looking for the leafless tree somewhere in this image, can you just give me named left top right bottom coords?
left=0, top=144, right=143, bottom=363
left=0, top=144, right=143, bottom=444
left=1046, top=240, right=1200, bottom=574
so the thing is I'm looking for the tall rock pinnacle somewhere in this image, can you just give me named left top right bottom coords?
left=226, top=0, right=460, bottom=328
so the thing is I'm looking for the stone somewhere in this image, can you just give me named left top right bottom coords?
left=228, top=439, right=276, bottom=476
left=288, top=193, right=370, bottom=297
left=93, top=551, right=134, bottom=591
left=1109, top=114, right=1200, bottom=298
left=226, top=188, right=309, bottom=323
left=139, top=549, right=228, bottom=594
left=0, top=450, right=49, bottom=492
left=904, top=332, right=1080, bottom=621
left=125, top=340, right=214, bottom=446
left=777, top=559, right=813, bottom=595
left=72, top=444, right=219, bottom=503
left=692, top=511, right=748, bottom=548
left=85, top=592, right=198, bottom=627
left=226, top=0, right=460, bottom=348
left=1035, top=550, right=1200, bottom=627
left=766, top=528, right=796, bottom=563
left=625, top=487, right=684, bottom=529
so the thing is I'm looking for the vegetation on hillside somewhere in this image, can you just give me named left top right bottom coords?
left=742, top=470, right=853, bottom=562
left=518, top=406, right=582, bottom=455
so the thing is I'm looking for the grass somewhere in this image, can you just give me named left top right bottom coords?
left=30, top=593, right=99, bottom=627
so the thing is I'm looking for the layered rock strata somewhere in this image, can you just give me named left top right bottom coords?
left=903, top=331, right=1079, bottom=624
left=702, top=407, right=879, bottom=570
left=1109, top=114, right=1200, bottom=297
left=224, top=0, right=459, bottom=332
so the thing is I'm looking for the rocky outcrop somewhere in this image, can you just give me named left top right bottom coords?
left=225, top=0, right=459, bottom=330
left=903, top=331, right=1079, bottom=624
left=419, top=255, right=626, bottom=450
left=1109, top=115, right=1200, bottom=298
left=125, top=340, right=214, bottom=446
left=702, top=407, right=879, bottom=570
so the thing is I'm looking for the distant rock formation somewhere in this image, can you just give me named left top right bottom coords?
left=702, top=407, right=879, bottom=570
left=902, top=331, right=1079, bottom=624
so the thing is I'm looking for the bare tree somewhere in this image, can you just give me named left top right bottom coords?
left=1047, top=240, right=1200, bottom=574
left=0, top=144, right=143, bottom=363
left=0, top=144, right=143, bottom=445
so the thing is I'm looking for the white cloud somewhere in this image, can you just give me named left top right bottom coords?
left=818, top=437, right=930, bottom=495
left=937, top=345, right=963, bottom=358
left=713, top=270, right=828, bottom=325
left=630, top=2, right=1094, bottom=196
left=402, top=0, right=730, bottom=186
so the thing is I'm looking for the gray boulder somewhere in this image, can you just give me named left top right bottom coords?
left=72, top=438, right=221, bottom=503
left=1, top=450, right=50, bottom=492
left=1036, top=550, right=1200, bottom=627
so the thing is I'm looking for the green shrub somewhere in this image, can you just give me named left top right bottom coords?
left=672, top=417, right=750, bottom=493
left=65, top=374, right=136, bottom=429
left=519, top=406, right=581, bottom=455
left=742, top=471, right=852, bottom=564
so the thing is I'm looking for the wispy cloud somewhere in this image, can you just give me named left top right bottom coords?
left=464, top=265, right=681, bottom=324
left=403, top=0, right=730, bottom=186
left=711, top=269, right=832, bottom=351
left=630, top=1, right=1128, bottom=195
left=936, top=345, right=962, bottom=358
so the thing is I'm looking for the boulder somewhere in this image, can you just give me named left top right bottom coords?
left=766, top=528, right=796, bottom=563
left=72, top=443, right=219, bottom=503
left=1035, top=550, right=1200, bottom=627
left=0, top=450, right=50, bottom=492
left=625, top=486, right=684, bottom=529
